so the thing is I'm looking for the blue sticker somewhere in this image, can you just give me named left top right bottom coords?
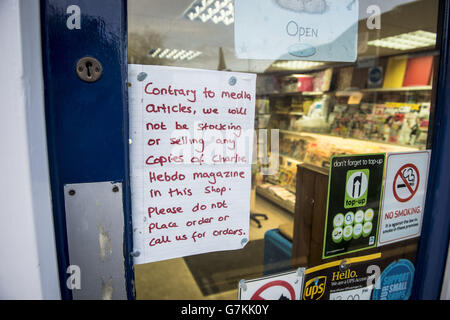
left=368, top=67, right=383, bottom=87
left=372, top=259, right=415, bottom=300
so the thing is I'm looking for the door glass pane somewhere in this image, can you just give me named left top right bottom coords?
left=128, top=0, right=440, bottom=300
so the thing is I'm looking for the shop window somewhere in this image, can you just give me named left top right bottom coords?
left=128, top=0, right=440, bottom=300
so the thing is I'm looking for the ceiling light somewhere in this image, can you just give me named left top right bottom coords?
left=368, top=30, right=436, bottom=51
left=148, top=48, right=202, bottom=61
left=185, top=0, right=234, bottom=26
left=270, top=61, right=325, bottom=70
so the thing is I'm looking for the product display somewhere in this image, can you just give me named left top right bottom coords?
left=256, top=98, right=270, bottom=114
left=403, top=56, right=434, bottom=87
left=256, top=183, right=296, bottom=214
left=255, top=98, right=271, bottom=129
left=313, top=68, right=333, bottom=92
left=383, top=56, right=408, bottom=88
left=255, top=56, right=433, bottom=214
left=329, top=101, right=429, bottom=146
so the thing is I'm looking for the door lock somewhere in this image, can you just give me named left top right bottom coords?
left=76, top=57, right=103, bottom=82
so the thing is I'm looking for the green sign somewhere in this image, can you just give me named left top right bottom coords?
left=344, top=169, right=369, bottom=209
left=323, top=154, right=385, bottom=259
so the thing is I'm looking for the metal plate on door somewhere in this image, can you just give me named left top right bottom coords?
left=76, top=56, right=103, bottom=82
left=64, top=181, right=127, bottom=300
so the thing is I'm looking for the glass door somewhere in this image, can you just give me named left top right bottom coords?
left=127, top=0, right=443, bottom=300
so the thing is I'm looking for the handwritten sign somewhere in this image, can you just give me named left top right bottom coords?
left=128, top=65, right=256, bottom=264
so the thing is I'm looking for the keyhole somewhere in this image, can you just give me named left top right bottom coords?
left=76, top=57, right=102, bottom=82
left=85, top=61, right=93, bottom=78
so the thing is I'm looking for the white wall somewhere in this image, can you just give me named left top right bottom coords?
left=0, top=0, right=60, bottom=299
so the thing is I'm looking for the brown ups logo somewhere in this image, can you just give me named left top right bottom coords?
left=303, top=276, right=327, bottom=300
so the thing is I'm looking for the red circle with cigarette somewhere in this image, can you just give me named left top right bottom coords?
left=250, top=280, right=296, bottom=300
left=393, top=163, right=420, bottom=203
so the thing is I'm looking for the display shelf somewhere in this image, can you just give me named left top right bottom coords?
left=335, top=86, right=432, bottom=96
left=257, top=91, right=325, bottom=98
left=362, top=86, right=432, bottom=92
left=275, top=111, right=304, bottom=116
left=255, top=185, right=295, bottom=214
left=303, top=91, right=325, bottom=96
left=279, top=129, right=422, bottom=151
left=258, top=86, right=431, bottom=98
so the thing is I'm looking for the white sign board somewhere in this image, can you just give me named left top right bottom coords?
left=378, top=151, right=431, bottom=246
left=239, top=269, right=305, bottom=300
left=235, top=0, right=359, bottom=62
left=128, top=64, right=256, bottom=264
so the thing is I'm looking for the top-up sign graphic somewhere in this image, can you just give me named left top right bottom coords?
left=345, top=169, right=369, bottom=209
left=323, top=154, right=385, bottom=259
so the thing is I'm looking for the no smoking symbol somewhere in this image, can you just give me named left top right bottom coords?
left=393, top=164, right=420, bottom=203
left=250, top=280, right=296, bottom=300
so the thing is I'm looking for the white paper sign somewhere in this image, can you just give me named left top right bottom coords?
left=378, top=151, right=431, bottom=246
left=239, top=269, right=305, bottom=300
left=235, top=0, right=359, bottom=62
left=329, top=285, right=374, bottom=300
left=128, top=65, right=256, bottom=264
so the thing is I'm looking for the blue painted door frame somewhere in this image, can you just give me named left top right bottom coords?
left=412, top=0, right=450, bottom=300
left=40, top=0, right=134, bottom=299
left=40, top=0, right=449, bottom=299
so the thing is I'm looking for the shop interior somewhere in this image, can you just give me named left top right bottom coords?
left=128, top=0, right=439, bottom=299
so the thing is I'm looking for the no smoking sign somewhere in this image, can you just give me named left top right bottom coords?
left=393, top=164, right=420, bottom=203
left=378, top=151, right=431, bottom=246
left=250, top=280, right=296, bottom=300
left=239, top=269, right=304, bottom=300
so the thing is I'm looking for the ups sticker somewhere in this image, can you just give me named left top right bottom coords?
left=303, top=276, right=326, bottom=300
